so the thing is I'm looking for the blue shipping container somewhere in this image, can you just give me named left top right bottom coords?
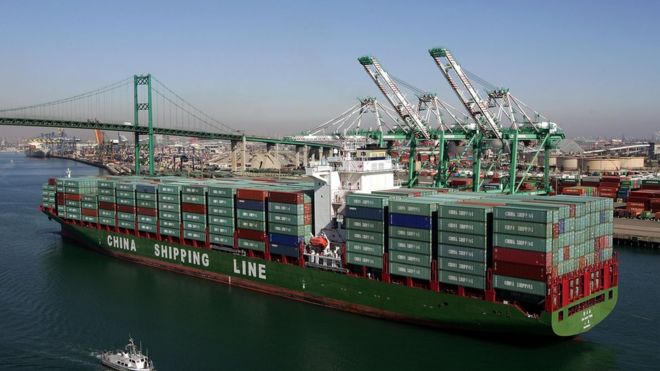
left=345, top=206, right=384, bottom=221
left=269, top=243, right=300, bottom=258
left=269, top=233, right=304, bottom=246
left=389, top=213, right=431, bottom=229
left=236, top=199, right=266, bottom=211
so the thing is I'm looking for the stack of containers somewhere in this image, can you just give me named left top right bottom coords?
left=98, top=179, right=117, bottom=227
left=208, top=185, right=236, bottom=247
left=116, top=182, right=137, bottom=230
left=157, top=183, right=183, bottom=238
left=268, top=191, right=312, bottom=258
left=437, top=203, right=492, bottom=290
left=181, top=184, right=208, bottom=243
left=55, top=180, right=65, bottom=214
left=345, top=194, right=389, bottom=270
left=388, top=199, right=436, bottom=281
left=492, top=202, right=566, bottom=298
left=81, top=194, right=99, bottom=224
left=598, top=176, right=620, bottom=199
left=236, top=189, right=268, bottom=252
left=136, top=183, right=158, bottom=234
left=41, top=179, right=57, bottom=209
left=561, top=186, right=597, bottom=196
left=62, top=177, right=98, bottom=221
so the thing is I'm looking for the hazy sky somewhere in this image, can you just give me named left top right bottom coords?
left=1, top=0, right=659, bottom=140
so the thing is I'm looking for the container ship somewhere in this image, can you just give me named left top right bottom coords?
left=25, top=141, right=48, bottom=158
left=39, top=153, right=618, bottom=337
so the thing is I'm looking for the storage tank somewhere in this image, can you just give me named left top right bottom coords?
left=618, top=157, right=645, bottom=169
left=580, top=158, right=620, bottom=172
left=558, top=157, right=578, bottom=171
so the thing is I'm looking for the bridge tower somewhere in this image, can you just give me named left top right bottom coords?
left=133, top=74, right=154, bottom=176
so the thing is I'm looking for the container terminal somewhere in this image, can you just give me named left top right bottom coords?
left=5, top=46, right=656, bottom=336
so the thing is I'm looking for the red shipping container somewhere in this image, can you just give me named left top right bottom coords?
left=116, top=205, right=136, bottom=213
left=493, top=261, right=549, bottom=281
left=64, top=194, right=82, bottom=201
left=181, top=203, right=205, bottom=214
left=137, top=207, right=157, bottom=217
left=48, top=178, right=57, bottom=185
left=99, top=201, right=115, bottom=210
left=493, top=247, right=551, bottom=268
left=237, top=189, right=269, bottom=201
left=237, top=228, right=266, bottom=242
left=563, top=246, right=570, bottom=261
left=268, top=191, right=307, bottom=204
left=82, top=208, right=98, bottom=217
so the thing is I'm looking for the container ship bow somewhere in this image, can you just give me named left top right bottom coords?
left=40, top=169, right=618, bottom=337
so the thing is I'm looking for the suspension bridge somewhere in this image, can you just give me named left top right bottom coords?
left=0, top=74, right=336, bottom=175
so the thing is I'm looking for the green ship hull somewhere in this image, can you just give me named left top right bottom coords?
left=49, top=213, right=618, bottom=337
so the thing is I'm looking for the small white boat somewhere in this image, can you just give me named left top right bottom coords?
left=101, top=336, right=155, bottom=371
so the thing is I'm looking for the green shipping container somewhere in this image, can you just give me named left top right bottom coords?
left=388, top=238, right=431, bottom=255
left=98, top=195, right=116, bottom=203
left=81, top=201, right=97, bottom=209
left=158, top=202, right=179, bottom=212
left=346, top=252, right=383, bottom=269
left=210, top=225, right=233, bottom=236
left=182, top=185, right=207, bottom=195
left=268, top=202, right=307, bottom=215
left=136, top=192, right=157, bottom=201
left=160, top=227, right=180, bottom=237
left=438, top=270, right=485, bottom=290
left=238, top=209, right=266, bottom=221
left=209, top=216, right=234, bottom=227
left=269, top=223, right=312, bottom=236
left=270, top=212, right=309, bottom=226
left=81, top=215, right=98, bottom=223
left=438, top=257, right=486, bottom=276
left=346, top=229, right=384, bottom=245
left=116, top=198, right=136, bottom=206
left=99, top=217, right=116, bottom=226
left=494, top=220, right=553, bottom=238
left=389, top=226, right=432, bottom=242
left=99, top=188, right=115, bottom=196
left=494, top=206, right=557, bottom=224
left=389, top=251, right=431, bottom=267
left=210, top=234, right=233, bottom=246
left=238, top=219, right=266, bottom=231
left=159, top=210, right=181, bottom=220
left=158, top=184, right=182, bottom=194
left=208, top=197, right=233, bottom=207
left=438, top=204, right=491, bottom=222
left=183, top=221, right=205, bottom=232
left=208, top=187, right=235, bottom=198
left=138, top=223, right=157, bottom=233
left=117, top=212, right=135, bottom=222
left=437, top=244, right=486, bottom=262
left=208, top=206, right=233, bottom=217
left=118, top=220, right=135, bottom=229
left=493, top=274, right=547, bottom=296
left=345, top=240, right=383, bottom=256
left=237, top=238, right=265, bottom=252
left=438, top=219, right=487, bottom=236
left=183, top=230, right=206, bottom=242
left=182, top=194, right=205, bottom=205
left=137, top=199, right=157, bottom=209
left=117, top=191, right=134, bottom=199
left=183, top=212, right=206, bottom=223
left=158, top=193, right=181, bottom=203
left=345, top=218, right=384, bottom=233
left=160, top=219, right=179, bottom=229
left=137, top=215, right=157, bottom=224
left=389, top=199, right=436, bottom=217
left=493, top=233, right=552, bottom=253
left=389, top=263, right=431, bottom=280
left=346, top=194, right=388, bottom=208
left=438, top=231, right=487, bottom=250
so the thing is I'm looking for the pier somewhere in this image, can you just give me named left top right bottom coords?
left=614, top=218, right=660, bottom=248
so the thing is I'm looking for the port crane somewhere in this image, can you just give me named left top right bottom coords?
left=358, top=56, right=474, bottom=187
left=428, top=47, right=564, bottom=193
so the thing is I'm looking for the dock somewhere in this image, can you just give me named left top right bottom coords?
left=614, top=218, right=660, bottom=248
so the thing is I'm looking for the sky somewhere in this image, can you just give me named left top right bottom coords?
left=0, top=0, right=659, bottom=141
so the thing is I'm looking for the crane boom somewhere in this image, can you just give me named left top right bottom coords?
left=358, top=56, right=430, bottom=139
left=428, top=48, right=502, bottom=140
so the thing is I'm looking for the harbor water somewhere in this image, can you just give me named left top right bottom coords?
left=0, top=152, right=658, bottom=370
